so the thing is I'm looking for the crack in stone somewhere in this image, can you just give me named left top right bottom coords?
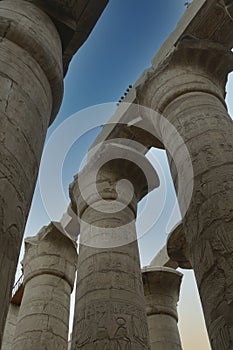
left=4, top=80, right=13, bottom=114
left=0, top=22, right=11, bottom=43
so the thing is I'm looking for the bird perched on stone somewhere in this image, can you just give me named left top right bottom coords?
left=184, top=1, right=191, bottom=8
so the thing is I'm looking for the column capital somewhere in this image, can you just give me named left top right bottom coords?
left=0, top=0, right=64, bottom=122
left=167, top=222, right=192, bottom=269
left=139, top=37, right=233, bottom=113
left=22, top=223, right=78, bottom=289
left=69, top=142, right=159, bottom=218
left=59, top=203, right=80, bottom=240
left=142, top=266, right=183, bottom=321
left=26, top=0, right=109, bottom=75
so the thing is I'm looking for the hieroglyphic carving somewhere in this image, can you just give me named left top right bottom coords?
left=74, top=300, right=149, bottom=349
left=191, top=4, right=226, bottom=40
left=209, top=317, right=231, bottom=350
left=192, top=239, right=215, bottom=284
left=77, top=248, right=144, bottom=299
left=141, top=36, right=233, bottom=349
left=170, top=111, right=231, bottom=142
left=0, top=0, right=65, bottom=342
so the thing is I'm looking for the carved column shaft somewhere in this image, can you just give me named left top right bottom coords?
left=1, top=303, right=20, bottom=350
left=70, top=143, right=159, bottom=350
left=142, top=267, right=183, bottom=350
left=140, top=38, right=233, bottom=349
left=13, top=223, right=77, bottom=350
left=0, top=0, right=63, bottom=341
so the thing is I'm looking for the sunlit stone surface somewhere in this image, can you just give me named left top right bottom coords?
left=142, top=266, right=183, bottom=350
left=0, top=0, right=108, bottom=343
left=13, top=223, right=78, bottom=350
left=70, top=143, right=159, bottom=349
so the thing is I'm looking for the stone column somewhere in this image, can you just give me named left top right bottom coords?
left=13, top=223, right=78, bottom=350
left=0, top=0, right=63, bottom=341
left=142, top=266, right=183, bottom=349
left=70, top=142, right=159, bottom=349
left=139, top=37, right=233, bottom=349
left=1, top=303, right=20, bottom=350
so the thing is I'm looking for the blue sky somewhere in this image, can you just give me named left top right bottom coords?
left=17, top=1, right=233, bottom=348
left=26, top=0, right=187, bottom=240
left=25, top=0, right=187, bottom=245
left=49, top=0, right=186, bottom=123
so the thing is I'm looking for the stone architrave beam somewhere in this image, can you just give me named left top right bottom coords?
left=90, top=0, right=233, bottom=148
left=59, top=203, right=80, bottom=241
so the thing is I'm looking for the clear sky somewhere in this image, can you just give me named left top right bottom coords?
left=16, top=1, right=233, bottom=349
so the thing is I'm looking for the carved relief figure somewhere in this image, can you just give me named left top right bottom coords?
left=114, top=317, right=131, bottom=350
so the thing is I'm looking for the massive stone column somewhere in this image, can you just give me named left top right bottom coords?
left=142, top=266, right=183, bottom=350
left=70, top=143, right=159, bottom=350
left=0, top=1, right=63, bottom=341
left=139, top=37, right=233, bottom=349
left=0, top=0, right=109, bottom=341
left=2, top=273, right=24, bottom=350
left=1, top=303, right=20, bottom=350
left=13, top=223, right=78, bottom=350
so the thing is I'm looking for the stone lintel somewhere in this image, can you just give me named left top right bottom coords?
left=59, top=203, right=80, bottom=241
left=89, top=0, right=233, bottom=148
left=90, top=103, right=164, bottom=153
